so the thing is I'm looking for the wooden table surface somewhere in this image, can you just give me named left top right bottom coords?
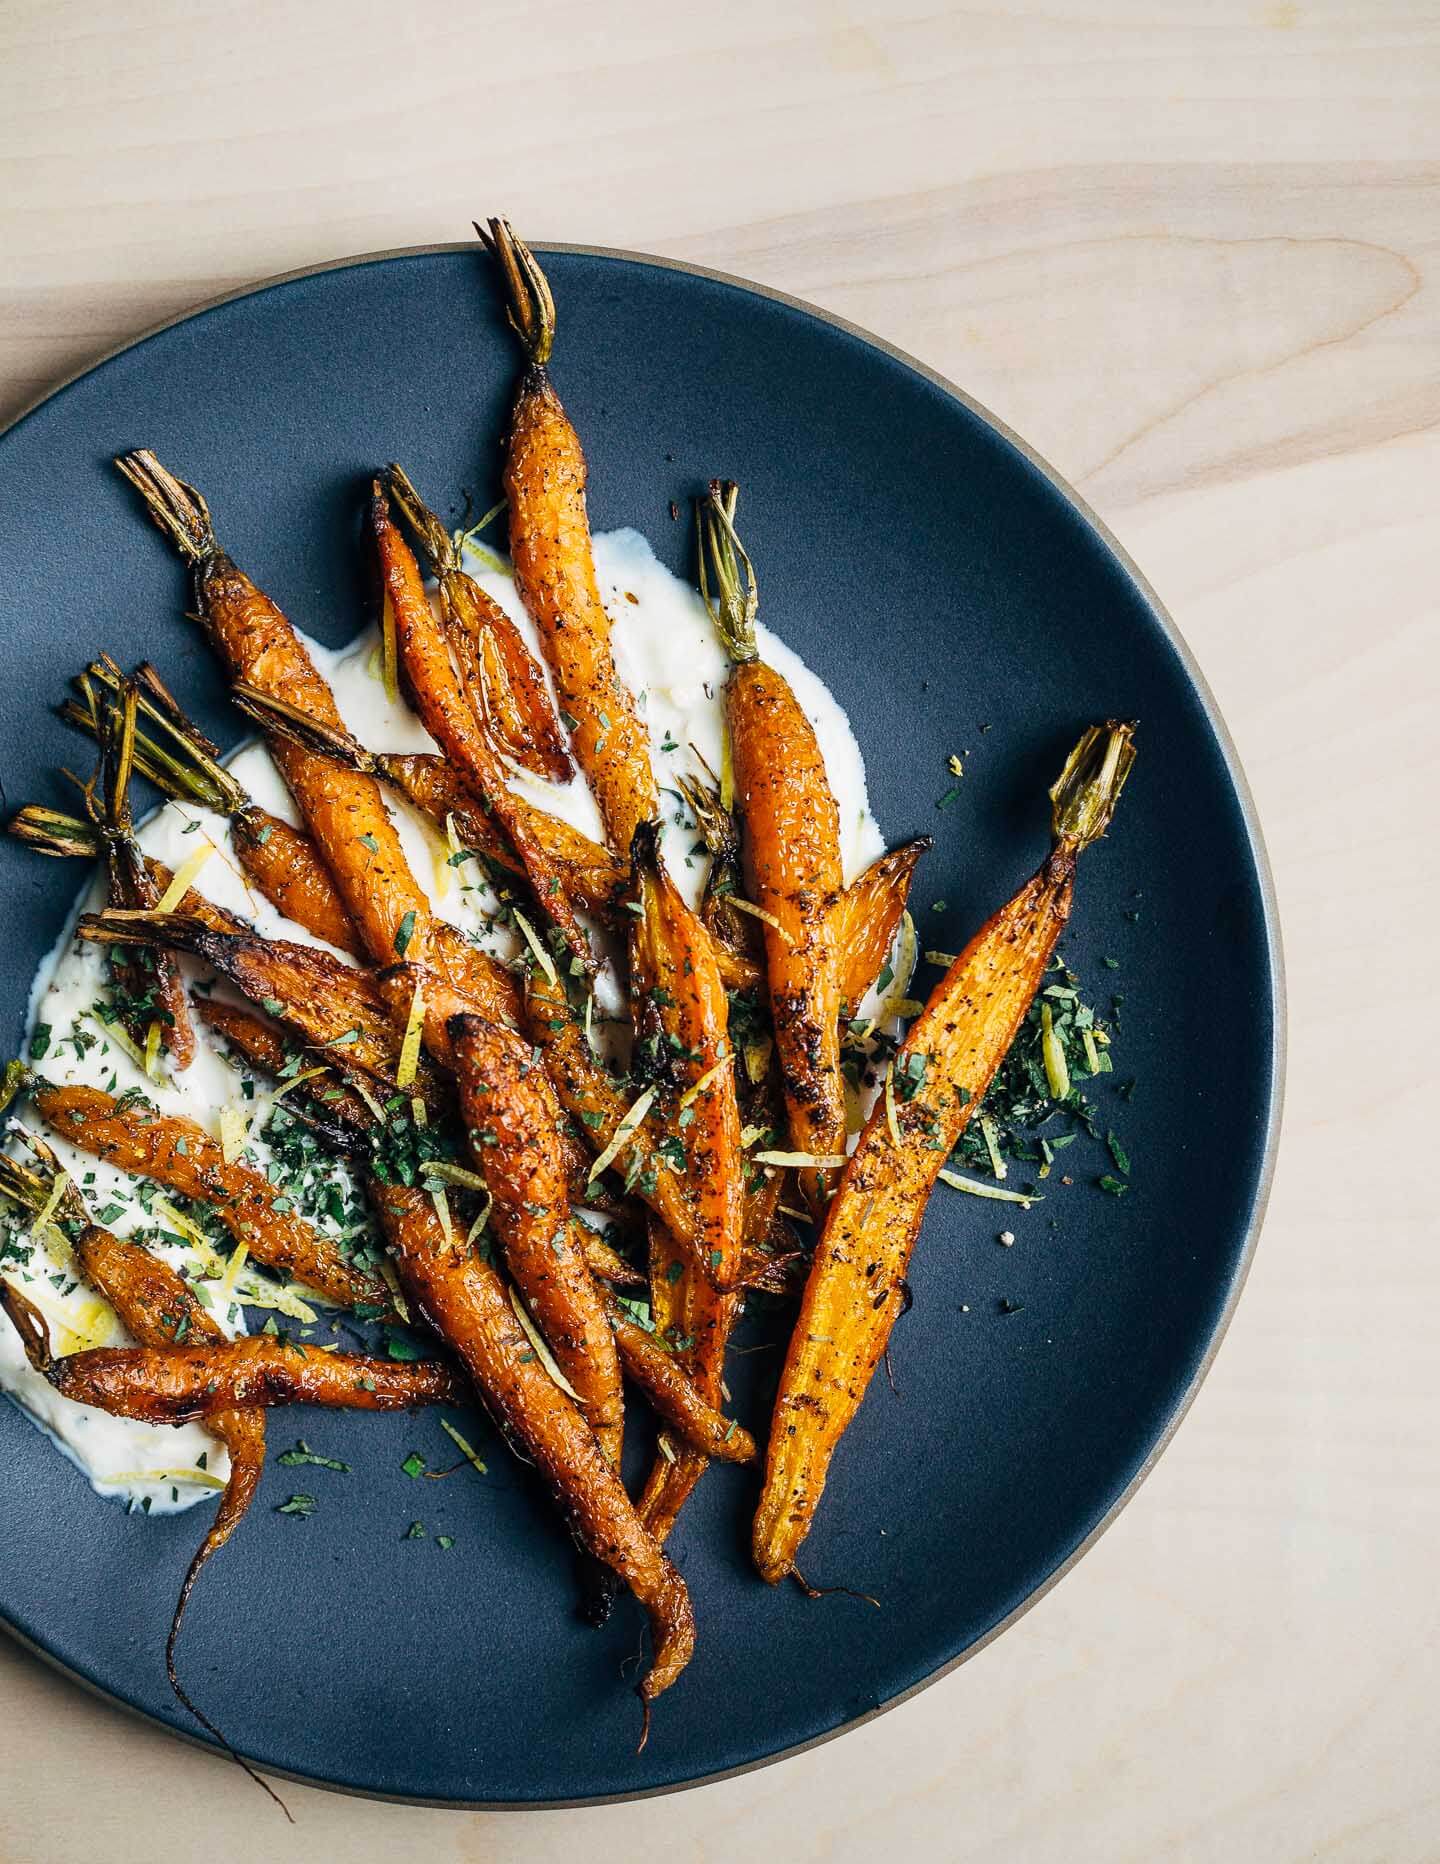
left=2, top=2, right=1436, bottom=1858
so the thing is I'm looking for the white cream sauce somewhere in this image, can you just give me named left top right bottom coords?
left=2, top=528, right=887, bottom=1513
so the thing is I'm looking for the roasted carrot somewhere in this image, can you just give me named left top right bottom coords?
left=374, top=1182, right=694, bottom=1703
left=606, top=1292, right=755, bottom=1464
left=753, top=722, right=1135, bottom=1581
left=673, top=771, right=763, bottom=993
left=479, top=219, right=658, bottom=852
left=524, top=963, right=785, bottom=1291
left=634, top=1217, right=741, bottom=1545
left=114, top=451, right=519, bottom=1031
left=63, top=658, right=365, bottom=957
left=832, top=839, right=931, bottom=1013
left=194, top=999, right=375, bottom=1142
left=385, top=463, right=572, bottom=784
left=4, top=1301, right=459, bottom=1421
left=448, top=1010, right=624, bottom=1465
left=629, top=820, right=743, bottom=1291
left=369, top=478, right=592, bottom=968
left=634, top=1127, right=788, bottom=1542
left=0, top=1143, right=273, bottom=1799
left=228, top=685, right=629, bottom=920
left=32, top=1081, right=389, bottom=1312
left=524, top=963, right=696, bottom=1241
left=697, top=481, right=855, bottom=1216
left=76, top=908, right=451, bottom=1115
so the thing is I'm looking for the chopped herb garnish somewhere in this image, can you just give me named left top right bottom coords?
left=401, top=1450, right=427, bottom=1478
left=394, top=910, right=417, bottom=957
left=276, top=1493, right=317, bottom=1517
left=278, top=1441, right=350, bottom=1472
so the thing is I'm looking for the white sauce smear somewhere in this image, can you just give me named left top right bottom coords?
left=2, top=528, right=887, bottom=1513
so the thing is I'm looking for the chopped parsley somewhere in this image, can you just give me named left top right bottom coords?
left=278, top=1441, right=350, bottom=1472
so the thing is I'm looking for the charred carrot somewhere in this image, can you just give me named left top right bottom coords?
left=369, top=478, right=592, bottom=968
left=375, top=1182, right=694, bottom=1703
left=524, top=963, right=696, bottom=1241
left=448, top=1011, right=624, bottom=1465
left=0, top=1143, right=272, bottom=1795
left=76, top=908, right=450, bottom=1115
left=753, top=723, right=1135, bottom=1581
left=63, top=658, right=365, bottom=957
left=4, top=1301, right=459, bottom=1421
left=114, top=451, right=518, bottom=1031
left=32, top=1081, right=389, bottom=1312
left=697, top=481, right=853, bottom=1216
left=606, top=1292, right=755, bottom=1464
left=629, top=820, right=743, bottom=1291
left=833, top=839, right=931, bottom=1013
left=194, top=999, right=375, bottom=1142
left=227, top=685, right=629, bottom=919
left=479, top=219, right=659, bottom=851
left=385, top=463, right=572, bottom=784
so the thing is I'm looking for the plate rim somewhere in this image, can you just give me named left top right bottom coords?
left=0, top=239, right=1287, bottom=1809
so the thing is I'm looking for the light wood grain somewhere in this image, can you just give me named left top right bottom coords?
left=2, top=2, right=1437, bottom=1859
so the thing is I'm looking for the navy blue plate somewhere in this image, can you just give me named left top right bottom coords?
left=0, top=245, right=1281, bottom=1805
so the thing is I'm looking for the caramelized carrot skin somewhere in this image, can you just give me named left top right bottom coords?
left=832, top=839, right=930, bottom=1011
left=35, top=1083, right=387, bottom=1312
left=231, top=808, right=365, bottom=956
left=523, top=966, right=696, bottom=1244
left=193, top=999, right=375, bottom=1136
left=72, top=1225, right=265, bottom=1588
left=729, top=659, right=846, bottom=1206
left=505, top=369, right=657, bottom=851
left=77, top=911, right=451, bottom=1112
left=374, top=1183, right=694, bottom=1699
left=380, top=753, right=628, bottom=918
left=608, top=1297, right=755, bottom=1463
left=369, top=488, right=590, bottom=963
left=47, top=1334, right=459, bottom=1421
left=450, top=1013, right=624, bottom=1464
left=193, top=549, right=518, bottom=1028
left=753, top=853, right=1075, bottom=1582
left=636, top=1214, right=740, bottom=1543
left=630, top=831, right=744, bottom=1290
left=442, top=569, right=573, bottom=784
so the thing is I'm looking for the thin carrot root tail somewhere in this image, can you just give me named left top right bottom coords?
left=228, top=682, right=374, bottom=773
left=790, top=1567, right=882, bottom=1608
left=1049, top=721, right=1137, bottom=851
left=7, top=804, right=98, bottom=859
left=695, top=479, right=758, bottom=664
left=165, top=1600, right=293, bottom=1822
left=114, top=449, right=217, bottom=563
left=0, top=1281, right=54, bottom=1375
left=384, top=463, right=460, bottom=576
left=63, top=657, right=248, bottom=817
left=476, top=217, right=556, bottom=366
